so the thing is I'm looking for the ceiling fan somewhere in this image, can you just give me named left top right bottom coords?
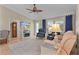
left=26, top=4, right=43, bottom=13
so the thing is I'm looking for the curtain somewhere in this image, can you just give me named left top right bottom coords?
left=65, top=15, right=72, bottom=32
left=42, top=19, right=46, bottom=33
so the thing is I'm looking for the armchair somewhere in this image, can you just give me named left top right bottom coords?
left=36, top=29, right=45, bottom=38
left=0, top=30, right=9, bottom=44
left=23, top=30, right=30, bottom=37
left=47, top=32, right=60, bottom=40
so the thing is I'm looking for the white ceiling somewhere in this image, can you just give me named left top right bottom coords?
left=3, top=4, right=76, bottom=20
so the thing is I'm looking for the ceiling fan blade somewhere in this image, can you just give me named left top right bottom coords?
left=37, top=10, right=43, bottom=12
left=29, top=12, right=33, bottom=13
left=26, top=9, right=32, bottom=11
left=26, top=4, right=43, bottom=13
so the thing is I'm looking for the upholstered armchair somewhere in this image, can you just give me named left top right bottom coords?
left=0, top=30, right=9, bottom=44
left=47, top=32, right=61, bottom=40
left=36, top=28, right=45, bottom=38
left=47, top=32, right=55, bottom=40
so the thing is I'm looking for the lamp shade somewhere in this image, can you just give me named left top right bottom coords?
left=52, top=24, right=61, bottom=32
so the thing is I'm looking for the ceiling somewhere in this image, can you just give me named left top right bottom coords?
left=3, top=4, right=76, bottom=20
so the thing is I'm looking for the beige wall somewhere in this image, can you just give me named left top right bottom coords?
left=76, top=5, right=79, bottom=51
left=0, top=6, right=34, bottom=38
left=76, top=5, right=79, bottom=34
left=0, top=6, right=3, bottom=30
left=74, top=4, right=79, bottom=35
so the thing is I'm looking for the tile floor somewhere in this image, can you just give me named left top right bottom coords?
left=0, top=37, right=78, bottom=55
left=0, top=38, right=22, bottom=55
left=0, top=37, right=44, bottom=55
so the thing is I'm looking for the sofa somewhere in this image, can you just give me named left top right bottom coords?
left=41, top=31, right=77, bottom=55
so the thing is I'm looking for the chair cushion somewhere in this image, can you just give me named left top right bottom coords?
left=0, top=30, right=9, bottom=38
left=1, top=30, right=9, bottom=38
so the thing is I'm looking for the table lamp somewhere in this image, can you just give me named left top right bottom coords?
left=52, top=24, right=61, bottom=39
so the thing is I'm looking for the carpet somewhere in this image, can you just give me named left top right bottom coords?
left=9, top=39, right=43, bottom=55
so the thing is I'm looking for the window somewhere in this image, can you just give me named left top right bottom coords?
left=36, top=22, right=39, bottom=33
left=47, top=17, right=65, bottom=34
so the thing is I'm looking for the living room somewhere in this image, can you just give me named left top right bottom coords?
left=0, top=4, right=78, bottom=55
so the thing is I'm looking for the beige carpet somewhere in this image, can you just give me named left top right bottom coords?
left=9, top=39, right=43, bottom=55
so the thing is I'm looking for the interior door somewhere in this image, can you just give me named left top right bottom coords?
left=11, top=22, right=17, bottom=38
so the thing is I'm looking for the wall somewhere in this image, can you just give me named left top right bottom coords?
left=72, top=14, right=76, bottom=33
left=0, top=6, right=3, bottom=30
left=0, top=6, right=34, bottom=38
left=76, top=5, right=79, bottom=34
left=76, top=5, right=79, bottom=52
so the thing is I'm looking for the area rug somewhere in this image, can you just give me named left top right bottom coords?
left=9, top=39, right=43, bottom=55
